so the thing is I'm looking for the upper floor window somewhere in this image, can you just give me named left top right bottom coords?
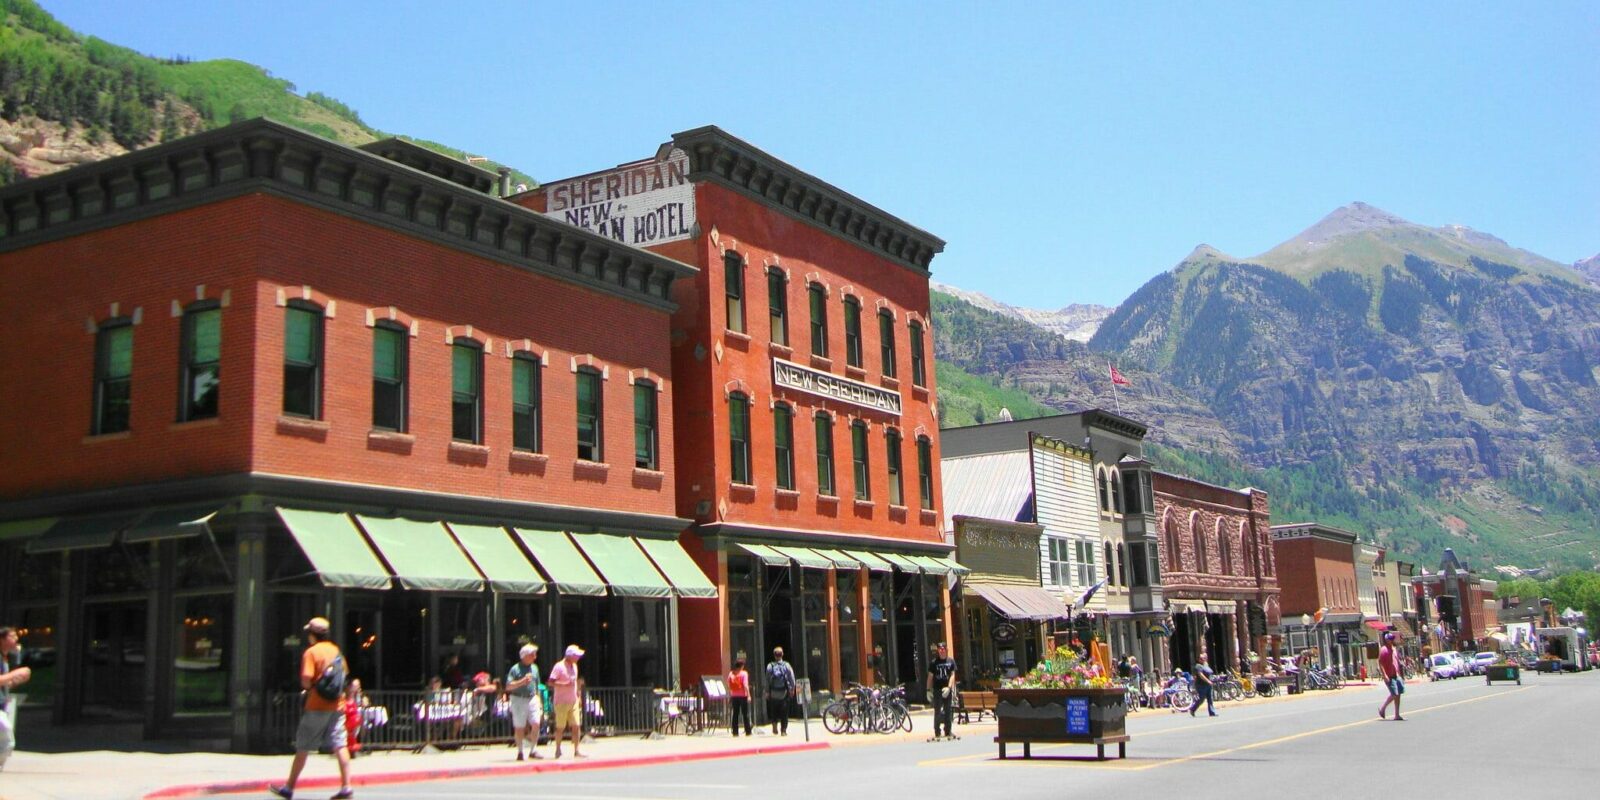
left=1193, top=519, right=1208, bottom=573
left=1129, top=542, right=1151, bottom=587
left=767, top=268, right=788, bottom=347
left=576, top=367, right=603, bottom=461
left=1163, top=515, right=1181, bottom=573
left=512, top=353, right=542, bottom=451
left=728, top=391, right=751, bottom=484
left=724, top=252, right=745, bottom=334
left=1096, top=467, right=1111, bottom=513
left=850, top=420, right=870, bottom=500
left=1047, top=538, right=1072, bottom=585
left=885, top=428, right=903, bottom=506
left=283, top=302, right=323, bottom=419
left=814, top=412, right=836, bottom=496
left=1116, top=542, right=1128, bottom=585
left=1109, top=469, right=1123, bottom=514
left=179, top=303, right=221, bottom=421
left=908, top=320, right=926, bottom=387
left=774, top=403, right=795, bottom=490
left=1076, top=540, right=1096, bottom=586
left=372, top=323, right=409, bottom=432
left=92, top=320, right=133, bottom=435
left=878, top=310, right=897, bottom=378
left=843, top=297, right=863, bottom=368
left=808, top=283, right=828, bottom=358
left=916, top=435, right=934, bottom=511
left=451, top=339, right=483, bottom=443
left=634, top=380, right=658, bottom=469
left=1217, top=520, right=1233, bottom=576
left=1104, top=541, right=1115, bottom=584
left=1123, top=470, right=1145, bottom=515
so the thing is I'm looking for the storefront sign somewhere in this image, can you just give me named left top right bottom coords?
left=1065, top=696, right=1090, bottom=735
left=955, top=519, right=1039, bottom=583
left=772, top=358, right=902, bottom=416
left=1335, top=630, right=1351, bottom=644
left=992, top=622, right=1018, bottom=644
left=543, top=148, right=696, bottom=246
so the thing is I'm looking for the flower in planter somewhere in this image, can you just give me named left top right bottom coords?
left=1002, top=646, right=1113, bottom=690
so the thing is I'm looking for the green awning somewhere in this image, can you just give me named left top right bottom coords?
left=908, top=555, right=953, bottom=577
left=637, top=538, right=719, bottom=599
left=275, top=508, right=391, bottom=590
left=772, top=545, right=833, bottom=570
left=446, top=523, right=546, bottom=595
left=878, top=553, right=923, bottom=573
left=812, top=549, right=863, bottom=569
left=0, top=517, right=56, bottom=542
left=842, top=549, right=894, bottom=572
left=570, top=533, right=673, bottom=598
left=356, top=516, right=484, bottom=592
left=933, top=556, right=971, bottom=576
left=122, top=505, right=220, bottom=544
left=735, top=543, right=790, bottom=566
left=26, top=512, right=140, bottom=553
left=513, top=528, right=606, bottom=596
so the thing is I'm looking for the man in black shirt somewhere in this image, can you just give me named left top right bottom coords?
left=927, top=643, right=958, bottom=741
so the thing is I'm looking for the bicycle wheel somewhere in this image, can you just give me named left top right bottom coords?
left=1332, top=672, right=1345, bottom=689
left=874, top=704, right=899, bottom=734
left=897, top=702, right=913, bottom=732
left=822, top=701, right=851, bottom=734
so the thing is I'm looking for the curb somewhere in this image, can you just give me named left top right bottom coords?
left=142, top=741, right=829, bottom=799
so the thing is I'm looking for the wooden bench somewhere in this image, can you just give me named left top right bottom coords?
left=995, top=734, right=1128, bottom=760
left=956, top=690, right=998, bottom=724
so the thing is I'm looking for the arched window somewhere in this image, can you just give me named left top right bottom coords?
left=1116, top=542, right=1127, bottom=586
left=1216, top=518, right=1231, bottom=576
left=1110, top=469, right=1124, bottom=514
left=1163, top=511, right=1180, bottom=573
left=843, top=296, right=863, bottom=368
left=92, top=318, right=134, bottom=435
left=815, top=411, right=836, bottom=496
left=916, top=435, right=934, bottom=511
left=1097, top=467, right=1111, bottom=513
left=773, top=402, right=795, bottom=490
left=1191, top=512, right=1207, bottom=573
left=728, top=391, right=751, bottom=484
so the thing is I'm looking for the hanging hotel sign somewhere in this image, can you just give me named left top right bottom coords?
left=543, top=148, right=696, bottom=246
left=772, top=357, right=902, bottom=416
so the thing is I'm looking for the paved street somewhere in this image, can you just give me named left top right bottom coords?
left=350, top=672, right=1600, bottom=799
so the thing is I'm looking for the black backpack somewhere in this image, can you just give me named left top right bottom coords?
left=766, top=661, right=792, bottom=693
left=313, top=654, right=347, bottom=701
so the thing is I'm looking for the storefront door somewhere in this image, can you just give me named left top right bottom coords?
left=81, top=599, right=147, bottom=719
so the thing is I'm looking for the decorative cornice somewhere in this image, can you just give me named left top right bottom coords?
left=0, top=118, right=697, bottom=312
left=356, top=137, right=497, bottom=193
left=670, top=126, right=945, bottom=275
left=1080, top=409, right=1149, bottom=440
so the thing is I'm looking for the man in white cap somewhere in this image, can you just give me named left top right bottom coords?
left=271, top=617, right=353, bottom=800
left=505, top=643, right=543, bottom=760
left=548, top=644, right=586, bottom=758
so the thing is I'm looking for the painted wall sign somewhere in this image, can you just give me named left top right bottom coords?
left=772, top=357, right=902, bottom=416
left=543, top=148, right=696, bottom=246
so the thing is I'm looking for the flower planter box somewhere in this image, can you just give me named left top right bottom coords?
left=1485, top=664, right=1520, bottom=685
left=992, top=687, right=1129, bottom=760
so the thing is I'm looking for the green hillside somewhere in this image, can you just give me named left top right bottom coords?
left=934, top=361, right=1054, bottom=427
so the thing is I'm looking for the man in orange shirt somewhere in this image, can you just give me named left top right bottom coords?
left=271, top=617, right=353, bottom=800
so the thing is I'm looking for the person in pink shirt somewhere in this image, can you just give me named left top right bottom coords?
left=727, top=659, right=752, bottom=736
left=549, top=644, right=587, bottom=758
left=1377, top=632, right=1405, bottom=721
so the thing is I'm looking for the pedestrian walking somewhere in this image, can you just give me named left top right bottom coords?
left=1188, top=657, right=1218, bottom=717
left=505, top=643, right=543, bottom=760
left=727, top=658, right=753, bottom=736
left=270, top=616, right=353, bottom=800
left=341, top=678, right=365, bottom=759
left=0, top=626, right=32, bottom=771
left=548, top=644, right=586, bottom=758
left=764, top=647, right=796, bottom=735
left=1377, top=632, right=1405, bottom=721
left=927, top=643, right=958, bottom=741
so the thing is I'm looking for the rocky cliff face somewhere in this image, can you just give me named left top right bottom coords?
left=1576, top=253, right=1600, bottom=289
left=930, top=281, right=1112, bottom=342
left=0, top=106, right=204, bottom=184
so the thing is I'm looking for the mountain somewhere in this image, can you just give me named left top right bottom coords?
left=1576, top=253, right=1600, bottom=289
left=930, top=281, right=1113, bottom=342
left=0, top=0, right=530, bottom=185
left=935, top=202, right=1600, bottom=570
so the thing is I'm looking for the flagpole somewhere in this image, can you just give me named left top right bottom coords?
left=1108, top=359, right=1121, bottom=414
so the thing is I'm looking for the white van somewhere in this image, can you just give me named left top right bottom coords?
left=1429, top=651, right=1464, bottom=680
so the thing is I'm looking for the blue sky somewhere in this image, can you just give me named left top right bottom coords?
left=40, top=1, right=1600, bottom=308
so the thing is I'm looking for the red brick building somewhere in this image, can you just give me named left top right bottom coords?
left=0, top=121, right=700, bottom=749
left=1413, top=548, right=1498, bottom=651
left=517, top=128, right=952, bottom=700
left=1270, top=523, right=1367, bottom=673
left=1153, top=473, right=1278, bottom=674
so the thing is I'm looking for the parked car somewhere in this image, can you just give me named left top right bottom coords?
left=1469, top=651, right=1500, bottom=674
left=1429, top=651, right=1463, bottom=680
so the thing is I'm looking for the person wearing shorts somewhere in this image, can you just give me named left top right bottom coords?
left=548, top=644, right=586, bottom=758
left=505, top=643, right=543, bottom=760
left=1378, top=632, right=1405, bottom=721
left=272, top=617, right=353, bottom=800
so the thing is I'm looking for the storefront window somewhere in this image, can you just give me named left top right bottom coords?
left=502, top=598, right=544, bottom=672
left=868, top=571, right=891, bottom=685
left=5, top=546, right=60, bottom=602
left=14, top=606, right=57, bottom=706
left=83, top=545, right=149, bottom=596
left=802, top=569, right=829, bottom=693
left=728, top=555, right=757, bottom=667
left=837, top=570, right=860, bottom=686
left=175, top=529, right=237, bottom=590
left=437, top=596, right=488, bottom=677
left=174, top=594, right=231, bottom=713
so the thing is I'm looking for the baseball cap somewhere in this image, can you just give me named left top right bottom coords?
left=303, top=616, right=331, bottom=635
left=565, top=644, right=585, bottom=658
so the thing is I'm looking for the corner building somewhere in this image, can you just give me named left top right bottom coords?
left=519, top=128, right=953, bottom=702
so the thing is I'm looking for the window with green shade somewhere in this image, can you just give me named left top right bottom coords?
left=917, top=435, right=934, bottom=510
left=634, top=379, right=657, bottom=469
left=451, top=339, right=483, bottom=443
left=512, top=353, right=541, bottom=451
left=909, top=320, right=926, bottom=387
left=851, top=420, right=870, bottom=500
left=724, top=251, right=745, bottom=334
left=808, top=283, right=828, bottom=358
left=93, top=321, right=133, bottom=435
left=729, top=391, right=751, bottom=484
left=815, top=412, right=835, bottom=496
left=282, top=302, right=322, bottom=419
left=773, top=403, right=794, bottom=490
left=179, top=304, right=220, bottom=421
left=768, top=268, right=787, bottom=346
left=372, top=323, right=408, bottom=432
left=878, top=309, right=896, bottom=378
left=576, top=367, right=603, bottom=461
left=843, top=296, right=863, bottom=368
left=885, top=428, right=903, bottom=506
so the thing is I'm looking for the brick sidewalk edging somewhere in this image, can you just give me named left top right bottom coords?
left=142, top=741, right=830, bottom=799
